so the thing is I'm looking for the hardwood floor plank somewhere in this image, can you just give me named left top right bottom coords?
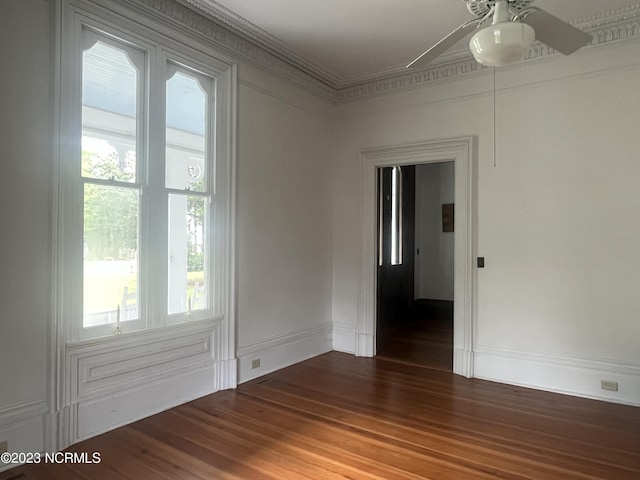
left=2, top=351, right=639, bottom=480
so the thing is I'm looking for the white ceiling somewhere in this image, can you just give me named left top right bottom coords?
left=192, top=0, right=640, bottom=84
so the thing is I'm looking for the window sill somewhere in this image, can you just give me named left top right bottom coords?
left=66, top=316, right=223, bottom=351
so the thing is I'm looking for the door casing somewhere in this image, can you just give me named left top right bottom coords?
left=357, top=137, right=476, bottom=377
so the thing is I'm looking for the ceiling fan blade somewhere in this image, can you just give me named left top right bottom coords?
left=521, top=7, right=593, bottom=55
left=407, top=18, right=484, bottom=69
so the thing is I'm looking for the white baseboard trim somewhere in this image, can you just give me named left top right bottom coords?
left=474, top=346, right=640, bottom=407
left=332, top=325, right=356, bottom=353
left=73, top=362, right=219, bottom=441
left=355, top=332, right=375, bottom=357
left=217, top=357, right=238, bottom=390
left=0, top=400, right=47, bottom=425
left=0, top=400, right=47, bottom=472
left=454, top=348, right=473, bottom=378
left=237, top=323, right=332, bottom=383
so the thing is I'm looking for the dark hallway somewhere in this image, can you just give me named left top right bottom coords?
left=376, top=163, right=454, bottom=372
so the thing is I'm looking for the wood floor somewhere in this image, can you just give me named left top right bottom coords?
left=3, top=352, right=640, bottom=479
left=377, top=317, right=453, bottom=371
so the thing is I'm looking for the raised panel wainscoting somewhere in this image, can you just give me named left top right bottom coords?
left=61, top=321, right=234, bottom=445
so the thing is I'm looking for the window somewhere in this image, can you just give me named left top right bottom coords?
left=60, top=4, right=234, bottom=341
left=81, top=33, right=144, bottom=332
left=377, top=166, right=403, bottom=267
left=165, top=67, right=212, bottom=318
left=390, top=166, right=403, bottom=266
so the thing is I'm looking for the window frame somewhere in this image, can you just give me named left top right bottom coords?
left=58, top=0, right=236, bottom=344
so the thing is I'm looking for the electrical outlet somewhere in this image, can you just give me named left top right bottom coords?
left=251, top=358, right=261, bottom=369
left=601, top=380, right=619, bottom=392
left=0, top=440, right=7, bottom=454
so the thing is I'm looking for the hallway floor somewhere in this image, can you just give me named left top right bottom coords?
left=377, top=315, right=453, bottom=371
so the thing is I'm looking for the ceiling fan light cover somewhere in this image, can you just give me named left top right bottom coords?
left=469, top=22, right=535, bottom=66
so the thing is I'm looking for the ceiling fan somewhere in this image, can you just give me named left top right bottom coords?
left=407, top=0, right=593, bottom=68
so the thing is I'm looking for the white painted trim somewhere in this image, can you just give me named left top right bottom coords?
left=237, top=324, right=333, bottom=383
left=217, top=357, right=238, bottom=390
left=454, top=348, right=474, bottom=377
left=0, top=400, right=48, bottom=426
left=180, top=0, right=340, bottom=85
left=358, top=137, right=476, bottom=377
left=65, top=322, right=221, bottom=402
left=0, top=401, right=48, bottom=472
left=47, top=0, right=65, bottom=456
left=332, top=325, right=356, bottom=354
left=57, top=321, right=228, bottom=445
left=72, top=363, right=220, bottom=441
left=474, top=346, right=640, bottom=407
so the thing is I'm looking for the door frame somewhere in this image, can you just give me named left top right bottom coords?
left=357, top=136, right=476, bottom=377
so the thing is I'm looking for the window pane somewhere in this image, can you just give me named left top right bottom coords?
left=82, top=39, right=139, bottom=182
left=82, top=136, right=136, bottom=182
left=165, top=70, right=208, bottom=192
left=391, top=166, right=403, bottom=266
left=168, top=194, right=208, bottom=315
left=83, top=184, right=139, bottom=327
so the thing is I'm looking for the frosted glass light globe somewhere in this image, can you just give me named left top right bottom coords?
left=469, top=22, right=535, bottom=66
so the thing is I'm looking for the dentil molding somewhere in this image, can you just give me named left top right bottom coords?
left=130, top=0, right=640, bottom=102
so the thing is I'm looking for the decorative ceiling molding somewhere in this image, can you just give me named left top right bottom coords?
left=130, top=0, right=640, bottom=103
left=334, top=4, right=640, bottom=102
left=127, top=0, right=335, bottom=99
left=178, top=0, right=341, bottom=85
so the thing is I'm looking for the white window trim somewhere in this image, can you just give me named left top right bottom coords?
left=54, top=0, right=236, bottom=349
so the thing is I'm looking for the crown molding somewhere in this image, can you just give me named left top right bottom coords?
left=124, top=0, right=335, bottom=99
left=129, top=0, right=640, bottom=103
left=177, top=0, right=341, bottom=85
left=333, top=4, right=640, bottom=102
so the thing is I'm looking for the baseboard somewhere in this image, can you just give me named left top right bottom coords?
left=474, top=346, right=640, bottom=407
left=454, top=347, right=473, bottom=378
left=355, top=332, right=375, bottom=357
left=237, top=323, right=332, bottom=383
left=73, top=363, right=219, bottom=441
left=217, top=357, right=238, bottom=390
left=0, top=400, right=47, bottom=472
left=332, top=325, right=356, bottom=353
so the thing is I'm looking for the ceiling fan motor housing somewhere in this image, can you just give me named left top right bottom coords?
left=466, top=0, right=534, bottom=18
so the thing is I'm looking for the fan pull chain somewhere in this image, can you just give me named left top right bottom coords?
left=493, top=66, right=497, bottom=168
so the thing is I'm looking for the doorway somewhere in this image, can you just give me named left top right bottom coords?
left=356, top=137, right=475, bottom=378
left=376, top=163, right=454, bottom=371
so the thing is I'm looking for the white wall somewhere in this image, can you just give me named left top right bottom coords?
left=235, top=65, right=334, bottom=382
left=331, top=39, right=640, bottom=405
left=414, top=162, right=454, bottom=301
left=0, top=0, right=51, bottom=457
